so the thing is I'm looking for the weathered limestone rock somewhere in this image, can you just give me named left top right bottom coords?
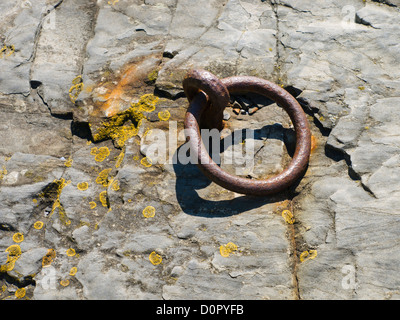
left=1, top=0, right=400, bottom=300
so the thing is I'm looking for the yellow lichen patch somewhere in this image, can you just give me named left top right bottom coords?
left=43, top=178, right=71, bottom=219
left=92, top=146, right=110, bottom=162
left=219, top=242, right=238, bottom=258
left=1, top=245, right=22, bottom=272
left=64, top=157, right=73, bottom=167
left=219, top=245, right=230, bottom=258
left=0, top=165, right=7, bottom=180
left=60, top=279, right=70, bottom=287
left=110, top=179, right=120, bottom=191
left=90, top=94, right=159, bottom=148
left=12, top=232, right=24, bottom=243
left=6, top=245, right=21, bottom=257
left=42, top=249, right=56, bottom=267
left=308, top=250, right=317, bottom=259
left=66, top=248, right=76, bottom=257
left=58, top=205, right=71, bottom=226
left=142, top=206, right=155, bottom=218
left=225, top=242, right=238, bottom=252
left=69, top=267, right=77, bottom=276
left=0, top=45, right=15, bottom=58
left=69, top=75, right=84, bottom=104
left=96, top=168, right=112, bottom=187
left=282, top=210, right=295, bottom=225
left=99, top=191, right=108, bottom=207
left=300, top=250, right=318, bottom=262
left=89, top=201, right=97, bottom=209
left=90, top=147, right=98, bottom=155
left=137, top=94, right=159, bottom=113
left=140, top=157, right=152, bottom=168
left=158, top=110, right=170, bottom=121
left=77, top=182, right=89, bottom=191
left=15, top=288, right=26, bottom=299
left=149, top=251, right=162, bottom=265
left=147, top=69, right=159, bottom=83
left=33, top=221, right=44, bottom=230
left=0, top=259, right=15, bottom=272
left=108, top=0, right=119, bottom=5
left=115, top=149, right=125, bottom=168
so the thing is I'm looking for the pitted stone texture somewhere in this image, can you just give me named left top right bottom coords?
left=1, top=0, right=400, bottom=300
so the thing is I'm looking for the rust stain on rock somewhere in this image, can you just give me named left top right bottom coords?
left=76, top=54, right=162, bottom=122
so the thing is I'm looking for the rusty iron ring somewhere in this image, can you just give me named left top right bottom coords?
left=183, top=69, right=230, bottom=130
left=183, top=69, right=311, bottom=196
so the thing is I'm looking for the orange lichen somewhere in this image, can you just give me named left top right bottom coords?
left=142, top=206, right=155, bottom=218
left=149, top=251, right=162, bottom=265
left=12, top=232, right=24, bottom=243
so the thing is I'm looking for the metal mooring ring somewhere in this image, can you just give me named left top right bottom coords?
left=183, top=69, right=230, bottom=130
left=183, top=69, right=311, bottom=196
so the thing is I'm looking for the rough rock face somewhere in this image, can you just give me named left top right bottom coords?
left=0, top=0, right=399, bottom=300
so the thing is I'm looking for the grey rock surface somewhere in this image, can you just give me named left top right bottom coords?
left=0, top=0, right=400, bottom=300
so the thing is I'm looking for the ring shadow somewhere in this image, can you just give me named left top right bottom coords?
left=172, top=123, right=300, bottom=218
